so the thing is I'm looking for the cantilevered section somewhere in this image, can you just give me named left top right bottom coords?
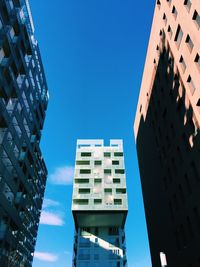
left=72, top=140, right=128, bottom=229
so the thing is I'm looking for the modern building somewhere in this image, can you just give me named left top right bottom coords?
left=72, top=139, right=128, bottom=267
left=0, top=0, right=48, bottom=266
left=134, top=1, right=200, bottom=267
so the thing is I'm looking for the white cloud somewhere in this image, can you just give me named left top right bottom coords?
left=34, top=252, right=58, bottom=262
left=49, top=166, right=74, bottom=185
left=40, top=211, right=64, bottom=226
left=43, top=198, right=60, bottom=209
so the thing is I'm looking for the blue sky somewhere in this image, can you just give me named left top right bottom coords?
left=30, top=1, right=155, bottom=266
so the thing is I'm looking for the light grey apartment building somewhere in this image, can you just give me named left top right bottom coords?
left=72, top=140, right=128, bottom=267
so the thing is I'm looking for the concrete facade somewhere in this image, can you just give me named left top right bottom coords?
left=72, top=140, right=128, bottom=267
left=134, top=1, right=200, bottom=267
left=0, top=0, right=48, bottom=266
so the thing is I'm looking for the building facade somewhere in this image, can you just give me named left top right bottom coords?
left=0, top=0, right=48, bottom=266
left=72, top=140, right=128, bottom=267
left=134, top=1, right=200, bottom=267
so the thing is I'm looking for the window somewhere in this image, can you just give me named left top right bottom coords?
left=76, top=160, right=90, bottom=165
left=104, top=188, right=112, bottom=193
left=79, top=188, right=90, bottom=194
left=185, top=34, right=194, bottom=52
left=194, top=207, right=200, bottom=229
left=114, top=152, right=123, bottom=157
left=115, top=169, right=125, bottom=174
left=167, top=25, right=172, bottom=38
left=157, top=0, right=161, bottom=8
left=75, top=179, right=89, bottom=184
left=184, top=173, right=192, bottom=195
left=166, top=0, right=172, bottom=5
left=179, top=56, right=186, bottom=72
left=116, top=188, right=126, bottom=194
left=192, top=10, right=200, bottom=29
left=114, top=199, right=122, bottom=205
left=81, top=152, right=91, bottom=157
left=80, top=169, right=91, bottom=174
left=94, top=199, right=102, bottom=204
left=163, top=13, right=167, bottom=25
left=109, top=227, right=118, bottom=235
left=187, top=75, right=196, bottom=95
left=174, top=25, right=183, bottom=48
left=184, top=0, right=192, bottom=11
left=104, top=169, right=111, bottom=174
left=73, top=199, right=88, bottom=205
left=94, top=178, right=102, bottom=183
left=112, top=160, right=119, bottom=165
left=172, top=6, right=177, bottom=19
left=94, top=160, right=102, bottom=165
left=186, top=216, right=194, bottom=238
left=195, top=53, right=200, bottom=69
left=113, top=178, right=120, bottom=184
left=104, top=152, right=111, bottom=157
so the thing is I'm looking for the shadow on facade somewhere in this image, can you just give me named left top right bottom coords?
left=136, top=43, right=200, bottom=267
left=72, top=227, right=127, bottom=267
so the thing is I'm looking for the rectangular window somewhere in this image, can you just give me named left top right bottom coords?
left=76, top=160, right=90, bottom=165
left=94, top=160, right=102, bottom=165
left=80, top=169, right=91, bottom=174
left=112, top=160, right=119, bottom=165
left=73, top=199, right=88, bottom=205
left=75, top=179, right=89, bottom=184
left=94, top=199, right=102, bottom=204
left=116, top=188, right=126, bottom=194
left=104, top=188, right=112, bottom=193
left=104, top=169, right=111, bottom=174
left=113, top=178, right=120, bottom=184
left=174, top=25, right=183, bottom=48
left=115, top=169, right=125, bottom=174
left=114, top=199, right=122, bottom=205
left=81, top=152, right=91, bottom=157
left=94, top=178, right=102, bottom=183
left=185, top=34, right=194, bottom=52
left=79, top=188, right=90, bottom=194
left=193, top=10, right=200, bottom=29
left=114, top=152, right=123, bottom=157
left=104, top=152, right=111, bottom=157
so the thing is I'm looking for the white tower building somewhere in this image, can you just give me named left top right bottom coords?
left=72, top=139, right=128, bottom=267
